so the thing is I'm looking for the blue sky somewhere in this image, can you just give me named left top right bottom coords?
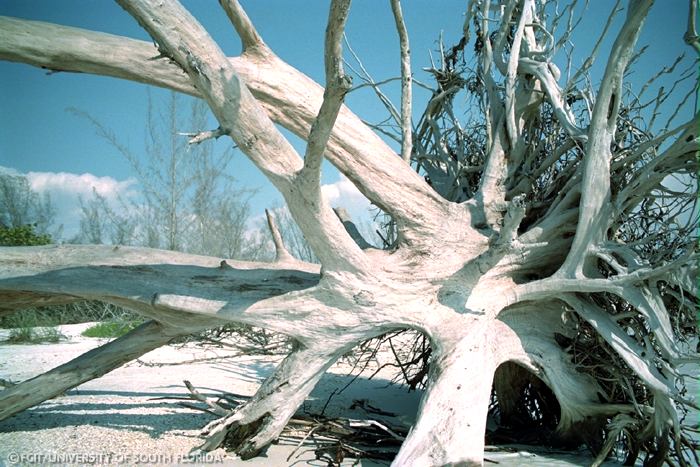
left=0, top=1, right=695, bottom=239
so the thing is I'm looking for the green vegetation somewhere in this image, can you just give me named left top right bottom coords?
left=0, top=224, right=52, bottom=246
left=81, top=320, right=142, bottom=338
left=1, top=309, right=65, bottom=344
left=1, top=302, right=144, bottom=343
left=7, top=326, right=65, bottom=344
left=0, top=302, right=142, bottom=328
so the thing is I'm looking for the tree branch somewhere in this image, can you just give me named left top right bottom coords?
left=616, top=117, right=699, bottom=214
left=561, top=295, right=684, bottom=404
left=179, top=127, right=226, bottom=145
left=390, top=0, right=413, bottom=163
left=558, top=0, right=653, bottom=277
left=0, top=320, right=189, bottom=422
left=333, top=207, right=374, bottom=250
left=218, top=0, right=267, bottom=52
left=504, top=0, right=531, bottom=145
left=684, top=0, right=700, bottom=54
left=0, top=245, right=327, bottom=337
left=265, top=208, right=295, bottom=263
left=302, top=0, right=352, bottom=182
left=115, top=0, right=368, bottom=273
left=0, top=14, right=454, bottom=248
left=0, top=245, right=425, bottom=342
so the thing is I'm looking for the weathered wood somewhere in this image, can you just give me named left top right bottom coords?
left=0, top=320, right=183, bottom=421
left=0, top=1, right=696, bottom=465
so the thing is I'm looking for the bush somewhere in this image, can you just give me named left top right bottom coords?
left=81, top=320, right=143, bottom=338
left=6, top=326, right=65, bottom=344
left=0, top=301, right=142, bottom=328
left=1, top=310, right=65, bottom=344
left=2, top=309, right=56, bottom=329
left=0, top=224, right=52, bottom=246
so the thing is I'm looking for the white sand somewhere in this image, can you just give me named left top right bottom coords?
left=1, top=324, right=694, bottom=466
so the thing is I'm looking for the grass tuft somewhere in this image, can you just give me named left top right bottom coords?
left=81, top=320, right=142, bottom=338
left=7, top=326, right=65, bottom=344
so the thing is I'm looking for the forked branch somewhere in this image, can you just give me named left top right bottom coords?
left=0, top=14, right=452, bottom=242
left=116, top=0, right=368, bottom=273
left=559, top=0, right=653, bottom=277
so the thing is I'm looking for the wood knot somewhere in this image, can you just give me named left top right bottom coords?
left=352, top=290, right=376, bottom=307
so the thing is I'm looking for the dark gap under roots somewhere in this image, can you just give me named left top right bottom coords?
left=487, top=362, right=561, bottom=447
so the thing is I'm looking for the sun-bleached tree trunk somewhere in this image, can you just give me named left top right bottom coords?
left=0, top=1, right=698, bottom=465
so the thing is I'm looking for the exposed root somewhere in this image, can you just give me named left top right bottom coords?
left=222, top=413, right=273, bottom=460
left=181, top=380, right=408, bottom=464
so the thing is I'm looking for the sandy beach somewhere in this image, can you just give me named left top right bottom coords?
left=0, top=323, right=695, bottom=466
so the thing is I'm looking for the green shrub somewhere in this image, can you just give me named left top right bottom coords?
left=81, top=320, right=142, bottom=338
left=0, top=302, right=142, bottom=328
left=1, top=307, right=66, bottom=343
left=0, top=224, right=52, bottom=246
left=6, top=326, right=65, bottom=344
left=1, top=309, right=57, bottom=329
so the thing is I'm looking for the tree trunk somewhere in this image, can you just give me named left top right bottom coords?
left=0, top=320, right=183, bottom=421
left=394, top=324, right=498, bottom=466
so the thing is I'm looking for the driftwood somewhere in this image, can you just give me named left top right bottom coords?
left=0, top=1, right=698, bottom=465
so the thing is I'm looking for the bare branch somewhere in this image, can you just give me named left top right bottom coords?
left=115, top=0, right=370, bottom=273
left=345, top=38, right=401, bottom=126
left=561, top=295, right=682, bottom=402
left=0, top=15, right=453, bottom=241
left=179, top=126, right=226, bottom=145
left=218, top=0, right=266, bottom=52
left=184, top=379, right=230, bottom=416
left=564, top=0, right=624, bottom=92
left=685, top=0, right=700, bottom=54
left=504, top=0, right=531, bottom=144
left=265, top=208, right=295, bottom=263
left=559, top=0, right=653, bottom=277
left=0, top=321, right=189, bottom=422
left=333, top=207, right=374, bottom=250
left=390, top=0, right=413, bottom=163
left=302, top=0, right=353, bottom=181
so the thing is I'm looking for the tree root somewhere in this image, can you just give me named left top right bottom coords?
left=183, top=378, right=408, bottom=464
left=223, top=413, right=273, bottom=459
left=195, top=341, right=354, bottom=457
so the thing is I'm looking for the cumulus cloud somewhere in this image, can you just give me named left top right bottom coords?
left=0, top=166, right=21, bottom=177
left=321, top=175, right=381, bottom=245
left=321, top=174, right=372, bottom=215
left=9, top=168, right=136, bottom=240
left=246, top=175, right=381, bottom=249
left=27, top=171, right=135, bottom=200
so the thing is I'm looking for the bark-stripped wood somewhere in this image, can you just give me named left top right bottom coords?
left=0, top=1, right=698, bottom=465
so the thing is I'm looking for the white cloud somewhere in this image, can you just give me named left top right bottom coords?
left=22, top=170, right=136, bottom=240
left=245, top=175, right=381, bottom=247
left=321, top=174, right=371, bottom=214
left=27, top=171, right=135, bottom=200
left=0, top=166, right=21, bottom=177
left=321, top=175, right=381, bottom=245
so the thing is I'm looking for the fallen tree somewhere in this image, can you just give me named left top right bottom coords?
left=0, top=1, right=698, bottom=465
